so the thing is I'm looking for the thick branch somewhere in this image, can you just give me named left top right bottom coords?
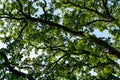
left=0, top=0, right=120, bottom=59
left=0, top=15, right=84, bottom=36
left=0, top=52, right=35, bottom=80
left=91, top=36, right=120, bottom=58
left=0, top=15, right=120, bottom=58
left=26, top=17, right=120, bottom=58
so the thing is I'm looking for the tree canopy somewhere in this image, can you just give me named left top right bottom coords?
left=0, top=0, right=120, bottom=79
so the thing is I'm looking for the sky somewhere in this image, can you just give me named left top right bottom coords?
left=0, top=42, right=6, bottom=49
left=0, top=0, right=119, bottom=77
left=93, top=29, right=112, bottom=38
left=0, top=0, right=117, bottom=57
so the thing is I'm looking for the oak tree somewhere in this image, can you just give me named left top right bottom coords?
left=0, top=0, right=120, bottom=79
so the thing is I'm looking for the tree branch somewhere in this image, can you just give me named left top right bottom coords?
left=51, top=53, right=68, bottom=70
left=18, top=21, right=28, bottom=39
left=0, top=15, right=120, bottom=58
left=84, top=19, right=113, bottom=26
left=16, top=0, right=29, bottom=17
left=42, top=0, right=47, bottom=20
left=65, top=0, right=115, bottom=21
left=26, top=17, right=120, bottom=58
left=91, top=36, right=120, bottom=58
left=0, top=52, right=35, bottom=80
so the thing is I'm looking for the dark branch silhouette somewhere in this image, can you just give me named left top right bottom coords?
left=0, top=10, right=120, bottom=59
left=64, top=0, right=115, bottom=21
left=0, top=52, right=35, bottom=80
left=0, top=0, right=120, bottom=79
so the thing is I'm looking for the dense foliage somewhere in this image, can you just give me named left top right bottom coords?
left=0, top=0, right=120, bottom=79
